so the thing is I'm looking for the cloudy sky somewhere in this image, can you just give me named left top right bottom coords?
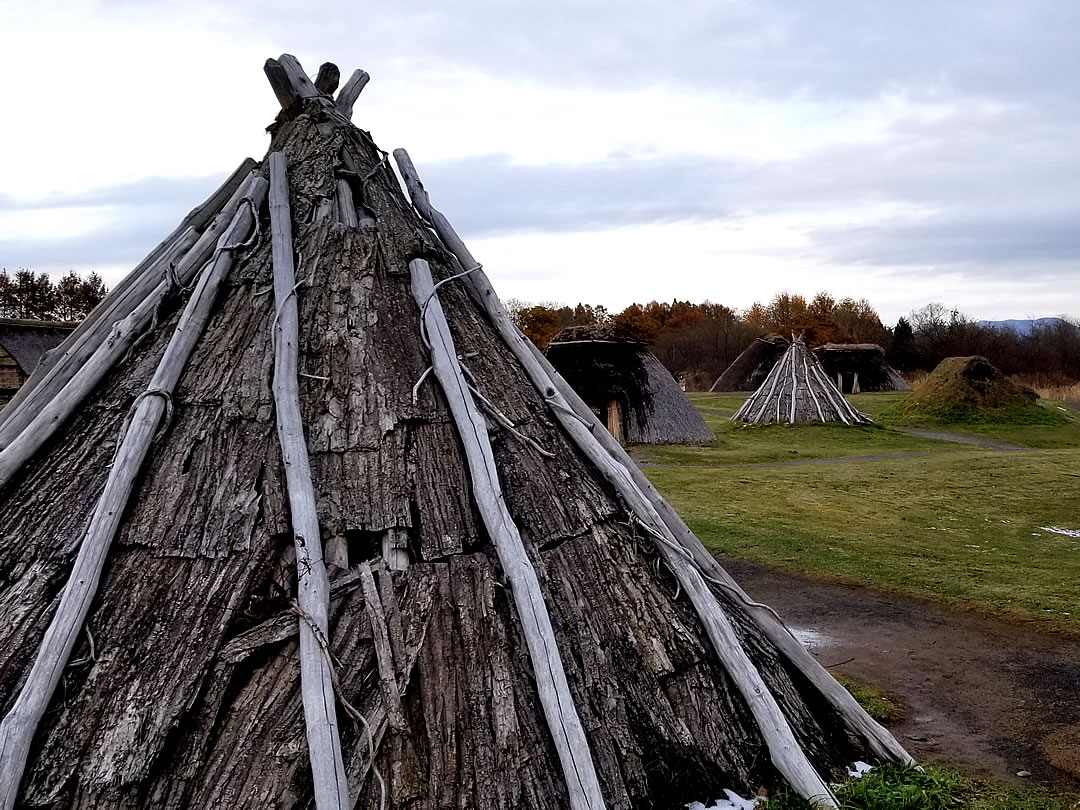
left=2, top=1, right=1078, bottom=323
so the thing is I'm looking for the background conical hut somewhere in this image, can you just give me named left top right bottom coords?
left=813, top=343, right=909, bottom=393
left=733, top=337, right=872, bottom=425
left=545, top=325, right=715, bottom=444
left=710, top=333, right=789, bottom=392
left=0, top=56, right=909, bottom=809
left=900, top=355, right=1050, bottom=423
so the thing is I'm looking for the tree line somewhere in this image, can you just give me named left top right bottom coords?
left=0, top=269, right=108, bottom=322
left=509, top=292, right=1079, bottom=389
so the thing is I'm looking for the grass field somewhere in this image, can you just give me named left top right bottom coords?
left=760, top=763, right=1079, bottom=809
left=644, top=392, right=1080, bottom=627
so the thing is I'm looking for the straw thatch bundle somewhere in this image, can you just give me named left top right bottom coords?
left=0, top=55, right=909, bottom=810
left=709, top=334, right=789, bottom=392
left=546, top=326, right=714, bottom=444
left=732, top=338, right=871, bottom=425
left=0, top=319, right=74, bottom=406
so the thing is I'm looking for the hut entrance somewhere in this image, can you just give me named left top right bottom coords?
left=606, top=399, right=624, bottom=442
left=837, top=371, right=861, bottom=394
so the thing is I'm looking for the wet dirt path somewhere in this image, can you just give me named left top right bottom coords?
left=722, top=558, right=1080, bottom=791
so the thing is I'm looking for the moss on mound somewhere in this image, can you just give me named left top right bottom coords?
left=900, top=356, right=1064, bottom=425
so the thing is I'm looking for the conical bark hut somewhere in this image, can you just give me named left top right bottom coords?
left=0, top=56, right=907, bottom=809
left=732, top=338, right=872, bottom=425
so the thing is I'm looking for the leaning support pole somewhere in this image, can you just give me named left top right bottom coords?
left=268, top=152, right=350, bottom=810
left=408, top=257, right=607, bottom=810
left=0, top=158, right=257, bottom=448
left=392, top=148, right=912, bottom=775
left=0, top=171, right=261, bottom=491
left=0, top=158, right=259, bottom=451
left=0, top=176, right=267, bottom=810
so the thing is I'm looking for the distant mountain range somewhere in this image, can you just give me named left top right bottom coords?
left=976, top=317, right=1067, bottom=335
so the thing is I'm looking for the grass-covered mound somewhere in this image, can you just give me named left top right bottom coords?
left=899, top=356, right=1065, bottom=425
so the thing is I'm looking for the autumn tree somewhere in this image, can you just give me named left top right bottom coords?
left=611, top=304, right=659, bottom=343
left=516, top=305, right=563, bottom=349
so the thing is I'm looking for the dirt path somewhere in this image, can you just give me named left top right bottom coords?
left=634, top=451, right=959, bottom=469
left=722, top=558, right=1080, bottom=791
left=896, top=427, right=1029, bottom=451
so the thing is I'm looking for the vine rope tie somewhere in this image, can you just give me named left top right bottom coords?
left=270, top=262, right=313, bottom=354
left=629, top=515, right=795, bottom=636
left=135, top=197, right=263, bottom=360
left=416, top=263, right=484, bottom=349
left=221, top=197, right=263, bottom=253
left=408, top=263, right=558, bottom=458
left=109, top=389, right=175, bottom=468
left=361, top=149, right=391, bottom=184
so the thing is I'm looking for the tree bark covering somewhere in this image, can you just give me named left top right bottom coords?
left=0, top=93, right=876, bottom=808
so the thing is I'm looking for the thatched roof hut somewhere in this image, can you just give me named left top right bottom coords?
left=733, top=337, right=872, bottom=425
left=813, top=343, right=909, bottom=393
left=546, top=325, right=714, bottom=444
left=709, top=334, right=788, bottom=392
left=0, top=55, right=909, bottom=809
left=0, top=318, right=74, bottom=405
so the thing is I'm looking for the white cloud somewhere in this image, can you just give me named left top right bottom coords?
left=1, top=0, right=1078, bottom=321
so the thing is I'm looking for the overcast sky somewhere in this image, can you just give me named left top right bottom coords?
left=2, top=1, right=1078, bottom=323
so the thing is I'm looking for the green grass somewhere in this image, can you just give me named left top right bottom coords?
left=867, top=393, right=1080, bottom=449
left=830, top=673, right=900, bottom=724
left=643, top=392, right=1080, bottom=626
left=646, top=394, right=960, bottom=467
left=647, top=450, right=1080, bottom=625
left=685, top=392, right=1080, bottom=451
left=760, top=764, right=1078, bottom=809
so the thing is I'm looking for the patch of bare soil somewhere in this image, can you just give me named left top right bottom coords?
left=722, top=558, right=1080, bottom=791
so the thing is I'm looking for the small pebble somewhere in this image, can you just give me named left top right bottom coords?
left=1016, top=770, right=1031, bottom=778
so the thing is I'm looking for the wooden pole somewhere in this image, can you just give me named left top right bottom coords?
left=336, top=69, right=370, bottom=119
left=315, top=62, right=341, bottom=94
left=335, top=179, right=359, bottom=228
left=0, top=176, right=267, bottom=810
left=358, top=563, right=408, bottom=732
left=0, top=159, right=257, bottom=445
left=409, top=257, right=607, bottom=810
left=264, top=54, right=319, bottom=112
left=268, top=152, right=350, bottom=810
left=0, top=172, right=261, bottom=492
left=392, top=148, right=912, bottom=772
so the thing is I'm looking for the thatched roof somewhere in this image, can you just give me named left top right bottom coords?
left=733, top=338, right=872, bottom=424
left=709, top=334, right=789, bottom=392
left=547, top=326, right=715, bottom=444
left=0, top=318, right=74, bottom=377
left=813, top=343, right=909, bottom=392
left=0, top=55, right=909, bottom=809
